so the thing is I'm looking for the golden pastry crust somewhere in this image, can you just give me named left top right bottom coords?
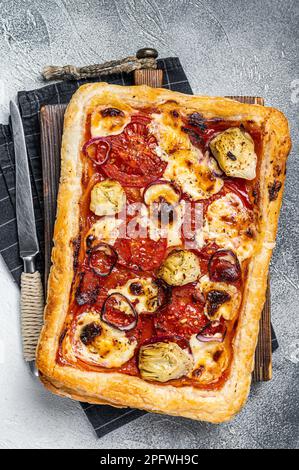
left=36, top=83, right=291, bottom=422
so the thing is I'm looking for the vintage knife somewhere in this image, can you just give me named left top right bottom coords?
left=10, top=100, right=44, bottom=376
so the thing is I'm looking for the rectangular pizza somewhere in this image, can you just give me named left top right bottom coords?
left=37, top=83, right=291, bottom=422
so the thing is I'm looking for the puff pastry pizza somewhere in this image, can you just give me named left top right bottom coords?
left=37, top=83, right=291, bottom=422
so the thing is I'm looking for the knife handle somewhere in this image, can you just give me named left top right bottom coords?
left=21, top=271, right=44, bottom=362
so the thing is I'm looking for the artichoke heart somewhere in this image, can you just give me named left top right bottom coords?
left=139, top=342, right=193, bottom=382
left=90, top=179, right=126, bottom=216
left=158, top=249, right=201, bottom=286
left=209, top=127, right=257, bottom=180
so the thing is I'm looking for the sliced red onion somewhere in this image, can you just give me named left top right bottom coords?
left=196, top=321, right=227, bottom=343
left=88, top=243, right=118, bottom=277
left=101, top=293, right=137, bottom=331
left=154, top=278, right=172, bottom=308
left=130, top=114, right=151, bottom=124
left=196, top=333, right=225, bottom=343
left=82, top=137, right=111, bottom=165
left=143, top=180, right=181, bottom=206
left=208, top=249, right=241, bottom=283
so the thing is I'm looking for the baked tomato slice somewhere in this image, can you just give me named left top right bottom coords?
left=98, top=265, right=135, bottom=293
left=114, top=236, right=167, bottom=272
left=154, top=284, right=206, bottom=338
left=94, top=265, right=136, bottom=311
left=197, top=318, right=227, bottom=341
left=130, top=237, right=167, bottom=271
left=101, top=115, right=167, bottom=187
left=75, top=270, right=100, bottom=306
left=113, top=238, right=132, bottom=267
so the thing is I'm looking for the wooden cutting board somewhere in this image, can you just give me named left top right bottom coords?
left=40, top=96, right=272, bottom=382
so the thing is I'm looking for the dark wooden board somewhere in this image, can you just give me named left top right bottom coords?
left=40, top=96, right=272, bottom=382
left=40, top=105, right=64, bottom=287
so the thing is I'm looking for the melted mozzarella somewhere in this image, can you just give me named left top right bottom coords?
left=90, top=104, right=131, bottom=138
left=150, top=111, right=191, bottom=154
left=189, top=334, right=229, bottom=384
left=150, top=112, right=224, bottom=201
left=204, top=192, right=254, bottom=261
left=108, top=278, right=159, bottom=314
left=86, top=217, right=123, bottom=247
left=163, top=149, right=224, bottom=200
left=197, top=275, right=241, bottom=321
left=73, top=312, right=137, bottom=368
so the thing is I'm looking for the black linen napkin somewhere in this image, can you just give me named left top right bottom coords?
left=0, top=57, right=278, bottom=438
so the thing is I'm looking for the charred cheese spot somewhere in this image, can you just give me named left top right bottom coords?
left=90, top=104, right=131, bottom=137
left=80, top=322, right=102, bottom=345
left=90, top=180, right=126, bottom=216
left=204, top=192, right=255, bottom=261
left=209, top=127, right=257, bottom=180
left=108, top=278, right=159, bottom=314
left=73, top=312, right=137, bottom=368
left=150, top=109, right=190, bottom=153
left=86, top=217, right=123, bottom=248
left=189, top=334, right=229, bottom=384
left=158, top=249, right=201, bottom=286
left=197, top=275, right=241, bottom=320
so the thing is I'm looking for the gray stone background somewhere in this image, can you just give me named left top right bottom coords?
left=0, top=0, right=298, bottom=449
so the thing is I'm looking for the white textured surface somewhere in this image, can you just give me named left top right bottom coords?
left=0, top=0, right=298, bottom=449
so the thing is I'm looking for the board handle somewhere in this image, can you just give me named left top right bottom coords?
left=134, top=48, right=163, bottom=87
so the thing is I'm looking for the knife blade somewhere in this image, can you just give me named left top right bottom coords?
left=10, top=100, right=43, bottom=375
left=10, top=101, right=39, bottom=269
